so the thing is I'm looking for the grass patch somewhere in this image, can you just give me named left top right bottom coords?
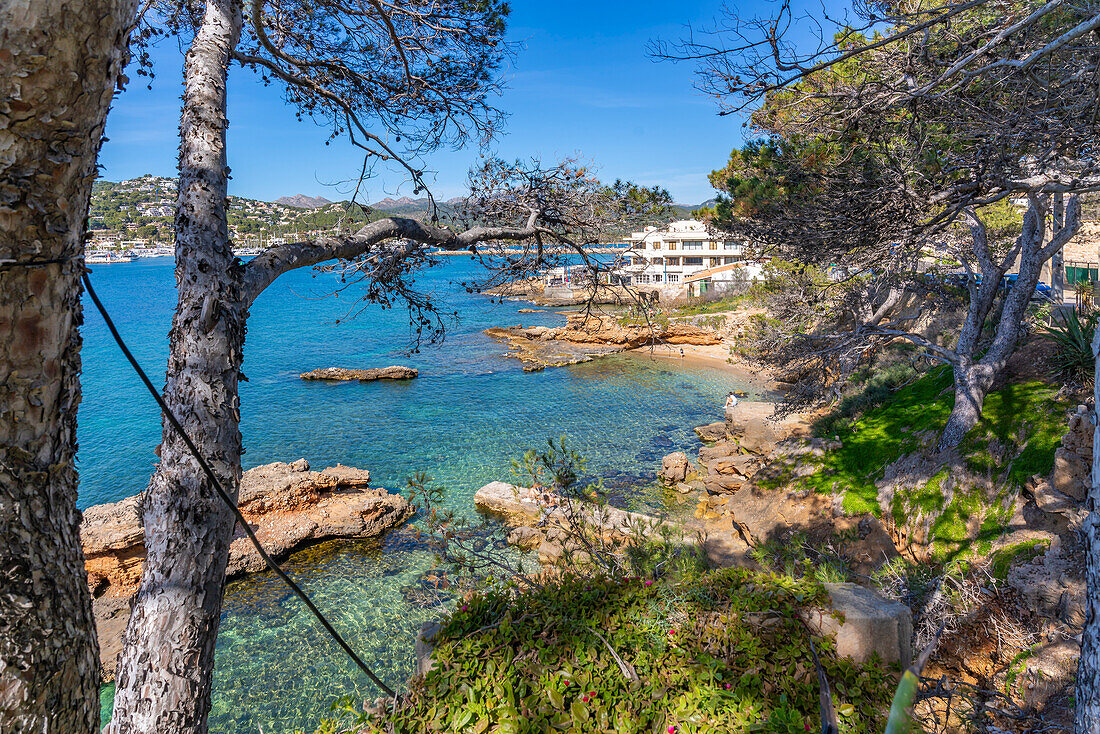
left=668, top=293, right=754, bottom=317
left=989, top=539, right=1051, bottom=581
left=320, top=569, right=896, bottom=734
left=799, top=365, right=956, bottom=510
left=789, top=366, right=1066, bottom=561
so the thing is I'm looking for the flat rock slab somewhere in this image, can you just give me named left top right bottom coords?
left=300, top=366, right=418, bottom=381
left=473, top=481, right=699, bottom=545
left=804, top=583, right=913, bottom=668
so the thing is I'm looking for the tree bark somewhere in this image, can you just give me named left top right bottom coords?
left=0, top=1, right=137, bottom=731
left=939, top=197, right=1079, bottom=450
left=1077, top=322, right=1100, bottom=733
left=107, top=1, right=245, bottom=732
left=1053, top=193, right=1065, bottom=305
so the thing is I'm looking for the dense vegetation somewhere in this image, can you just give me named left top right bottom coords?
left=315, top=570, right=895, bottom=734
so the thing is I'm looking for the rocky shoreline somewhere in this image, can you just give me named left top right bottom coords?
left=485, top=312, right=722, bottom=371
left=82, top=459, right=412, bottom=681
left=483, top=279, right=656, bottom=307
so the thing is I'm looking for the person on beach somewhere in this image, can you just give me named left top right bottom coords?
left=680, top=347, right=685, bottom=359
left=725, top=391, right=738, bottom=410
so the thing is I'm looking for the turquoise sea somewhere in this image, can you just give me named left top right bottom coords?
left=82, top=256, right=761, bottom=732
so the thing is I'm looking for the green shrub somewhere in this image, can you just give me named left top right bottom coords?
left=1040, top=308, right=1097, bottom=383
left=316, top=569, right=895, bottom=734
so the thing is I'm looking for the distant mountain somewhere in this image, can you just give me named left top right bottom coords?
left=275, top=194, right=332, bottom=209
left=670, top=199, right=720, bottom=218
left=371, top=196, right=429, bottom=210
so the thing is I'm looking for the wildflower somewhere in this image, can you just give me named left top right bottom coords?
left=460, top=605, right=468, bottom=612
left=644, top=579, right=654, bottom=586
left=668, top=726, right=677, bottom=734
left=724, top=683, right=731, bottom=690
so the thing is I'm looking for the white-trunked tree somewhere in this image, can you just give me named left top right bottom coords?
left=107, top=2, right=668, bottom=732
left=0, top=1, right=139, bottom=731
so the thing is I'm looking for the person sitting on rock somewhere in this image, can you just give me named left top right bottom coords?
left=725, top=391, right=738, bottom=410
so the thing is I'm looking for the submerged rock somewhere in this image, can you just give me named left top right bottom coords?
left=300, top=365, right=418, bottom=381
left=659, top=452, right=691, bottom=483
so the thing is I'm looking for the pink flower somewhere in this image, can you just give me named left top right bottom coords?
left=460, top=605, right=468, bottom=612
left=582, top=695, right=589, bottom=703
left=668, top=726, right=677, bottom=734
left=644, top=579, right=654, bottom=586
left=724, top=683, right=731, bottom=690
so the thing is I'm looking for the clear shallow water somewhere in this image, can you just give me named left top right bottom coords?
left=83, top=257, right=761, bottom=732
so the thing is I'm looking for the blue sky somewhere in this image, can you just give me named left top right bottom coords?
left=99, top=1, right=749, bottom=205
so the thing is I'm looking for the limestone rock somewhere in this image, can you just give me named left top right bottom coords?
left=699, top=440, right=740, bottom=464
left=703, top=475, right=744, bottom=495
left=707, top=454, right=759, bottom=478
left=81, top=460, right=411, bottom=682
left=1014, top=639, right=1080, bottom=710
left=415, top=620, right=442, bottom=677
left=473, top=481, right=700, bottom=548
left=227, top=462, right=411, bottom=576
left=701, top=516, right=755, bottom=568
left=804, top=583, right=913, bottom=667
left=660, top=452, right=690, bottom=483
left=721, top=484, right=830, bottom=544
left=1008, top=535, right=1086, bottom=631
left=506, top=525, right=545, bottom=551
left=92, top=596, right=131, bottom=682
left=300, top=365, right=418, bottom=381
left=1051, top=447, right=1088, bottom=501
left=82, top=495, right=146, bottom=596
left=724, top=401, right=809, bottom=456
left=693, top=422, right=727, bottom=442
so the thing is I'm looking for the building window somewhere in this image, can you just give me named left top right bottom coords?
left=709, top=258, right=719, bottom=267
left=667, top=274, right=679, bottom=283
left=709, top=242, right=718, bottom=250
left=724, top=257, right=738, bottom=264
left=666, top=257, right=680, bottom=266
left=652, top=257, right=663, bottom=265
left=636, top=273, right=650, bottom=284
left=684, top=257, right=703, bottom=266
left=723, top=242, right=741, bottom=251
left=651, top=241, right=661, bottom=250
left=652, top=274, right=662, bottom=283
left=668, top=242, right=677, bottom=250
left=683, top=243, right=702, bottom=250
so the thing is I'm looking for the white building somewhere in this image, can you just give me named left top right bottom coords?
left=614, top=220, right=761, bottom=296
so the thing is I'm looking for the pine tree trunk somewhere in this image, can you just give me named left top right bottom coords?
left=939, top=206, right=1052, bottom=450
left=1077, top=272, right=1100, bottom=734
left=107, top=2, right=244, bottom=732
left=0, top=2, right=137, bottom=731
left=939, top=359, right=995, bottom=450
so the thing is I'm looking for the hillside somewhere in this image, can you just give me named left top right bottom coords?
left=88, top=175, right=715, bottom=246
